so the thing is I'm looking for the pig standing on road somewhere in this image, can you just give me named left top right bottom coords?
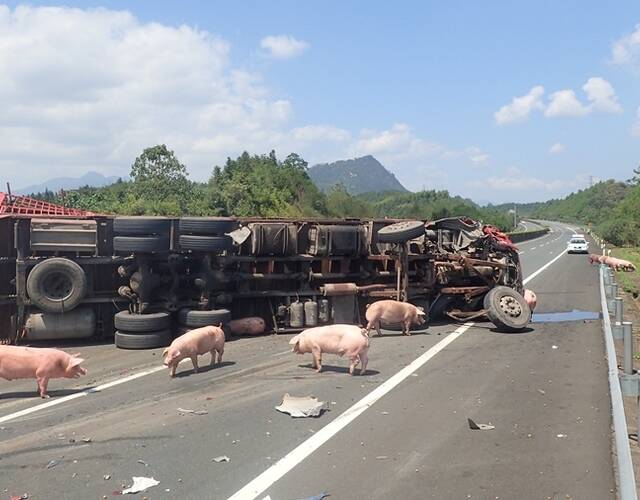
left=365, top=299, right=425, bottom=336
left=162, top=325, right=225, bottom=377
left=524, top=289, right=537, bottom=311
left=0, top=345, right=87, bottom=398
left=289, top=324, right=370, bottom=375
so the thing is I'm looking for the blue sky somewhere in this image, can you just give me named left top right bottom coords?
left=2, top=1, right=640, bottom=203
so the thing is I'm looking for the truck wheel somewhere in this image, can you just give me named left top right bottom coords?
left=179, top=217, right=237, bottom=235
left=484, top=286, right=531, bottom=332
left=115, top=330, right=172, bottom=349
left=377, top=221, right=425, bottom=243
left=26, top=258, right=87, bottom=313
left=114, top=311, right=172, bottom=332
left=114, top=217, right=171, bottom=235
left=114, top=236, right=170, bottom=253
left=178, top=235, right=234, bottom=252
left=178, top=308, right=231, bottom=327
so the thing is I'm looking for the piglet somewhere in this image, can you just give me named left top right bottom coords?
left=365, top=299, right=425, bottom=336
left=524, top=289, right=537, bottom=311
left=162, top=325, right=225, bottom=377
left=0, top=345, right=87, bottom=398
left=289, top=324, right=369, bottom=375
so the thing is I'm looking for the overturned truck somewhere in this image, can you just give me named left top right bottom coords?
left=0, top=194, right=530, bottom=346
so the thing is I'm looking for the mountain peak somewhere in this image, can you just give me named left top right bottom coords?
left=309, top=156, right=408, bottom=194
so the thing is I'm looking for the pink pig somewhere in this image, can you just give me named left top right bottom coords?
left=162, top=325, right=225, bottom=377
left=524, top=289, right=537, bottom=311
left=603, top=256, right=636, bottom=271
left=365, top=299, right=425, bottom=336
left=289, top=324, right=370, bottom=375
left=0, top=345, right=87, bottom=398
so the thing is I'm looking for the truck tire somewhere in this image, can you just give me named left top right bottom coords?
left=114, top=217, right=171, bottom=235
left=377, top=221, right=425, bottom=243
left=178, top=308, right=231, bottom=327
left=26, top=258, right=87, bottom=313
left=178, top=235, right=234, bottom=253
left=115, top=330, right=172, bottom=349
left=179, top=217, right=237, bottom=235
left=484, top=286, right=531, bottom=332
left=114, top=236, right=170, bottom=253
left=114, top=311, right=172, bottom=332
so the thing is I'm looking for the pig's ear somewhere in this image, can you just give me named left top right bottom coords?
left=162, top=348, right=168, bottom=358
left=68, top=357, right=85, bottom=368
left=72, top=352, right=82, bottom=357
left=288, top=335, right=299, bottom=345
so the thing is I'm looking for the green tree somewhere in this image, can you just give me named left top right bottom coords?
left=129, top=145, right=191, bottom=214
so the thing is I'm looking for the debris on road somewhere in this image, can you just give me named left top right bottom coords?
left=177, top=407, right=208, bottom=415
left=276, top=393, right=328, bottom=418
left=10, top=494, right=29, bottom=500
left=376, top=455, right=389, bottom=460
left=297, top=493, right=330, bottom=500
left=557, top=433, right=567, bottom=438
left=537, top=389, right=546, bottom=395
left=122, top=476, right=159, bottom=495
left=552, top=345, right=558, bottom=350
left=212, top=455, right=230, bottom=463
left=103, top=474, right=111, bottom=480
left=82, top=437, right=92, bottom=443
left=45, top=460, right=59, bottom=469
left=137, top=459, right=149, bottom=466
left=468, top=418, right=495, bottom=430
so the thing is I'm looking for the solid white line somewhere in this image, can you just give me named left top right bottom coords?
left=0, top=365, right=166, bottom=424
left=523, top=248, right=565, bottom=285
left=227, top=323, right=474, bottom=500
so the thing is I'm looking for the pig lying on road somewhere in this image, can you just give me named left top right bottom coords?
left=163, top=325, right=225, bottom=377
left=0, top=345, right=87, bottom=398
left=365, top=299, right=425, bottom=336
left=290, top=324, right=370, bottom=375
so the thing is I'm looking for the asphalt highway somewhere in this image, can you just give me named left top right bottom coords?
left=0, top=222, right=615, bottom=500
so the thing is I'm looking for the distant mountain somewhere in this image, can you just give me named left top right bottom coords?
left=309, top=155, right=408, bottom=194
left=14, top=171, right=121, bottom=195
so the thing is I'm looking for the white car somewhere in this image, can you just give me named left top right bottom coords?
left=567, top=236, right=589, bottom=254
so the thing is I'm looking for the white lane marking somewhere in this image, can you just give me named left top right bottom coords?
left=523, top=248, right=565, bottom=285
left=271, top=350, right=292, bottom=357
left=0, top=365, right=164, bottom=424
left=227, top=323, right=474, bottom=500
left=518, top=250, right=526, bottom=255
left=531, top=246, right=537, bottom=250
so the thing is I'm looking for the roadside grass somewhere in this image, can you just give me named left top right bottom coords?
left=611, top=247, right=640, bottom=297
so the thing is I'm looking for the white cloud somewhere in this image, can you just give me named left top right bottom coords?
left=583, top=77, right=622, bottom=114
left=545, top=90, right=589, bottom=117
left=612, top=23, right=640, bottom=66
left=351, top=123, right=443, bottom=159
left=632, top=107, right=640, bottom=137
left=466, top=167, right=581, bottom=193
left=260, top=35, right=309, bottom=59
left=466, top=146, right=490, bottom=164
left=494, top=86, right=545, bottom=125
left=549, top=142, right=566, bottom=154
left=290, top=125, right=350, bottom=143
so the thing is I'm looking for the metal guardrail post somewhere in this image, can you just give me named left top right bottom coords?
left=609, top=282, right=619, bottom=311
left=613, top=297, right=624, bottom=339
left=624, top=322, right=634, bottom=376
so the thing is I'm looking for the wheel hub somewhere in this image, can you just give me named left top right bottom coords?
left=498, top=295, right=522, bottom=317
left=42, top=271, right=73, bottom=301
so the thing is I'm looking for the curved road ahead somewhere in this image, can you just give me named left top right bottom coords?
left=0, top=222, right=614, bottom=500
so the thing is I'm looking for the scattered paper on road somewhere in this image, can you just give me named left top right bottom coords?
left=122, top=476, right=159, bottom=494
left=468, top=418, right=495, bottom=430
left=212, top=455, right=230, bottom=463
left=177, top=408, right=208, bottom=415
left=45, top=460, right=58, bottom=469
left=276, top=393, right=328, bottom=418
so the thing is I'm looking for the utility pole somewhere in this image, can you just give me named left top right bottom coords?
left=513, top=203, right=517, bottom=230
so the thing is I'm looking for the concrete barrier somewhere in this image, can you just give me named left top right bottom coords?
left=507, top=228, right=549, bottom=243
